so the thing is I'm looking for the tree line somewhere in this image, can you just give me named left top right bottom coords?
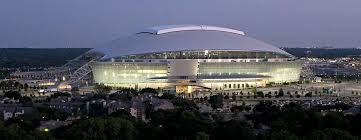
left=1, top=95, right=361, bottom=140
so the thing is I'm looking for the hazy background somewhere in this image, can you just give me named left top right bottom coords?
left=1, top=0, right=361, bottom=48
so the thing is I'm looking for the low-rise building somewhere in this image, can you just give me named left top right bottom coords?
left=1, top=106, right=33, bottom=120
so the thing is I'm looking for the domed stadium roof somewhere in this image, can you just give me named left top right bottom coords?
left=91, top=25, right=292, bottom=59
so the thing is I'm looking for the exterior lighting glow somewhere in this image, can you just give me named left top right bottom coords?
left=89, top=25, right=302, bottom=92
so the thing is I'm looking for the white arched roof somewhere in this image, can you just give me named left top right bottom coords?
left=140, top=25, right=246, bottom=36
left=91, top=25, right=292, bottom=59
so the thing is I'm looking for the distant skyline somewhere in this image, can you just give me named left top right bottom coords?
left=1, top=0, right=361, bottom=48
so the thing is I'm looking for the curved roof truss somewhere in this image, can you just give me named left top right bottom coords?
left=140, top=25, right=246, bottom=36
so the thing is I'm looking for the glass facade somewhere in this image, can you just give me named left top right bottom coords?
left=91, top=60, right=302, bottom=89
left=91, top=50, right=302, bottom=90
left=198, top=61, right=302, bottom=83
left=109, top=50, right=292, bottom=61
left=91, top=62, right=168, bottom=85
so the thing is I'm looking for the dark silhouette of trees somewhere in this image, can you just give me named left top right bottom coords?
left=4, top=90, right=21, bottom=100
left=62, top=117, right=136, bottom=140
left=2, top=93, right=361, bottom=140
left=305, top=92, right=312, bottom=97
left=51, top=92, right=71, bottom=98
left=139, top=88, right=158, bottom=95
left=209, top=95, right=223, bottom=109
left=159, top=92, right=176, bottom=100
left=212, top=120, right=256, bottom=140
left=278, top=88, right=284, bottom=97
left=94, top=83, right=112, bottom=94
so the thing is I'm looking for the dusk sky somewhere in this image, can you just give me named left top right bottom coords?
left=1, top=0, right=361, bottom=48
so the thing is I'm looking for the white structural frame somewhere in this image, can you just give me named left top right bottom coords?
left=141, top=25, right=246, bottom=36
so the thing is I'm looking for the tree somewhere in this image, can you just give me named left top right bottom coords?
left=172, top=97, right=198, bottom=111
left=323, top=112, right=348, bottom=130
left=212, top=120, right=256, bottom=140
left=305, top=92, right=312, bottom=97
left=24, top=83, right=29, bottom=91
left=0, top=123, right=53, bottom=140
left=209, top=95, right=223, bottom=109
left=140, top=88, right=158, bottom=94
left=37, top=107, right=70, bottom=121
left=266, top=92, right=272, bottom=98
left=51, top=92, right=71, bottom=98
left=195, top=132, right=210, bottom=140
left=112, top=93, right=132, bottom=102
left=149, top=109, right=212, bottom=140
left=278, top=88, right=284, bottom=97
left=257, top=91, right=265, bottom=98
left=62, top=117, right=136, bottom=140
left=203, top=96, right=208, bottom=101
left=109, top=110, right=136, bottom=122
left=252, top=87, right=257, bottom=95
left=14, top=82, right=21, bottom=89
left=20, top=96, right=33, bottom=106
left=4, top=90, right=21, bottom=100
left=232, top=94, right=237, bottom=101
left=270, top=130, right=299, bottom=140
left=94, top=83, right=112, bottom=94
left=253, top=101, right=276, bottom=113
left=88, top=102, right=108, bottom=117
left=231, top=105, right=245, bottom=113
left=160, top=93, right=176, bottom=100
left=245, top=106, right=251, bottom=112
left=144, top=101, right=153, bottom=119
left=308, top=128, right=356, bottom=140
left=71, top=87, right=80, bottom=94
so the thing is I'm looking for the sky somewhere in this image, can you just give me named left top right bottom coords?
left=0, top=0, right=361, bottom=48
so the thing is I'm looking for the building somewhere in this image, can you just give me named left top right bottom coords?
left=1, top=106, right=33, bottom=120
left=34, top=97, right=83, bottom=113
left=11, top=69, right=69, bottom=81
left=152, top=98, right=174, bottom=111
left=89, top=25, right=302, bottom=93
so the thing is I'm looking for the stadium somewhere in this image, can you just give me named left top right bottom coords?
left=87, top=25, right=302, bottom=93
